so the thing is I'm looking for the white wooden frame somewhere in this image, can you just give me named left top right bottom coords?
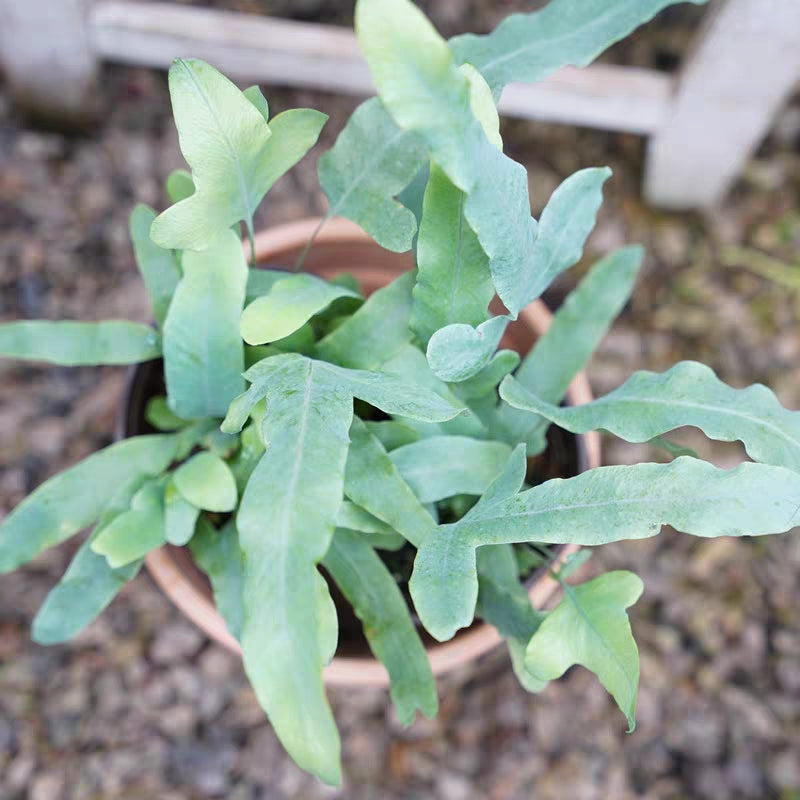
left=0, top=0, right=798, bottom=207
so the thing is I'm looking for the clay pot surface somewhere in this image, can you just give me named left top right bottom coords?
left=124, top=217, right=601, bottom=687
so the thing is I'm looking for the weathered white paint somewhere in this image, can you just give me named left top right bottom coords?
left=6, top=0, right=798, bottom=206
left=0, top=0, right=99, bottom=121
left=645, top=0, right=800, bottom=208
left=88, top=1, right=673, bottom=134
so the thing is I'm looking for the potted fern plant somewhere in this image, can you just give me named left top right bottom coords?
left=3, top=0, right=799, bottom=787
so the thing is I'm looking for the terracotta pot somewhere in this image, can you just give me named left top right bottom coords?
left=125, top=217, right=601, bottom=688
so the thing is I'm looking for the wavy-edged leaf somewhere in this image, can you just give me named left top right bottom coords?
left=222, top=353, right=465, bottom=434
left=364, top=420, right=421, bottom=451
left=503, top=360, right=800, bottom=473
left=150, top=58, right=273, bottom=249
left=0, top=321, right=160, bottom=366
left=450, top=0, right=708, bottom=97
left=476, top=544, right=546, bottom=692
left=356, top=0, right=537, bottom=317
left=318, top=97, right=427, bottom=252
left=151, top=59, right=326, bottom=251
left=130, top=204, right=181, bottom=327
left=497, top=245, right=643, bottom=451
left=236, top=356, right=348, bottom=785
left=91, top=480, right=167, bottom=568
left=240, top=273, right=359, bottom=345
left=190, top=518, right=245, bottom=640
left=337, top=501, right=394, bottom=534
left=32, top=528, right=142, bottom=644
left=410, top=163, right=493, bottom=344
left=0, top=435, right=177, bottom=573
left=318, top=359, right=466, bottom=422
left=323, top=529, right=438, bottom=723
left=380, top=344, right=486, bottom=438
left=520, top=167, right=611, bottom=301
left=30, top=478, right=147, bottom=645
left=173, top=452, right=237, bottom=512
left=425, top=167, right=611, bottom=382
left=389, top=436, right=512, bottom=503
left=164, top=480, right=200, bottom=546
left=525, top=571, right=643, bottom=730
left=345, top=417, right=436, bottom=549
left=650, top=436, right=699, bottom=460
left=316, top=271, right=415, bottom=370
left=251, top=106, right=328, bottom=199
left=163, top=228, right=247, bottom=419
left=411, top=458, right=800, bottom=640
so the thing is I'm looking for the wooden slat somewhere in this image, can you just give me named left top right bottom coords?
left=88, top=0, right=673, bottom=134
left=0, top=0, right=99, bottom=123
left=645, top=0, right=800, bottom=208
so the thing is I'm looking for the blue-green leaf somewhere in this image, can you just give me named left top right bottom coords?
left=0, top=435, right=178, bottom=573
left=355, top=0, right=537, bottom=316
left=364, top=420, right=421, bottom=451
left=525, top=571, right=643, bottom=731
left=410, top=164, right=493, bottom=345
left=502, top=360, right=800, bottom=473
left=91, top=480, right=167, bottom=569
left=344, top=417, right=436, bottom=549
left=411, top=458, right=800, bottom=640
left=240, top=273, right=359, bottom=345
left=426, top=314, right=508, bottom=382
left=30, top=478, right=148, bottom=645
left=190, top=518, right=245, bottom=640
left=389, top=436, right=512, bottom=503
left=130, top=204, right=181, bottom=327
left=497, top=245, right=643, bottom=451
left=163, top=229, right=247, bottom=419
left=456, top=350, right=520, bottom=401
left=222, top=353, right=465, bottom=434
left=316, top=272, right=415, bottom=370
left=425, top=167, right=611, bottom=382
left=476, top=544, right=546, bottom=692
left=450, top=0, right=708, bottom=97
left=322, top=529, right=437, bottom=723
left=318, top=98, right=427, bottom=253
left=0, top=321, right=160, bottom=366
left=236, top=356, right=348, bottom=785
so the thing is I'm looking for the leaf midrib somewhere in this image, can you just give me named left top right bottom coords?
left=179, top=59, right=255, bottom=229
left=474, top=3, right=629, bottom=78
left=462, top=487, right=797, bottom=535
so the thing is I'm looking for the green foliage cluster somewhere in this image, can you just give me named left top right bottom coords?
left=6, top=0, right=798, bottom=786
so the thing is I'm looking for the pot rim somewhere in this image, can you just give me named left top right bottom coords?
left=129, top=216, right=602, bottom=687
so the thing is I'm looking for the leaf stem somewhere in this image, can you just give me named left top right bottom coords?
left=246, top=218, right=257, bottom=267
left=293, top=213, right=331, bottom=273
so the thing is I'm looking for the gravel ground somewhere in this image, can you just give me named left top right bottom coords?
left=2, top=5, right=800, bottom=798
